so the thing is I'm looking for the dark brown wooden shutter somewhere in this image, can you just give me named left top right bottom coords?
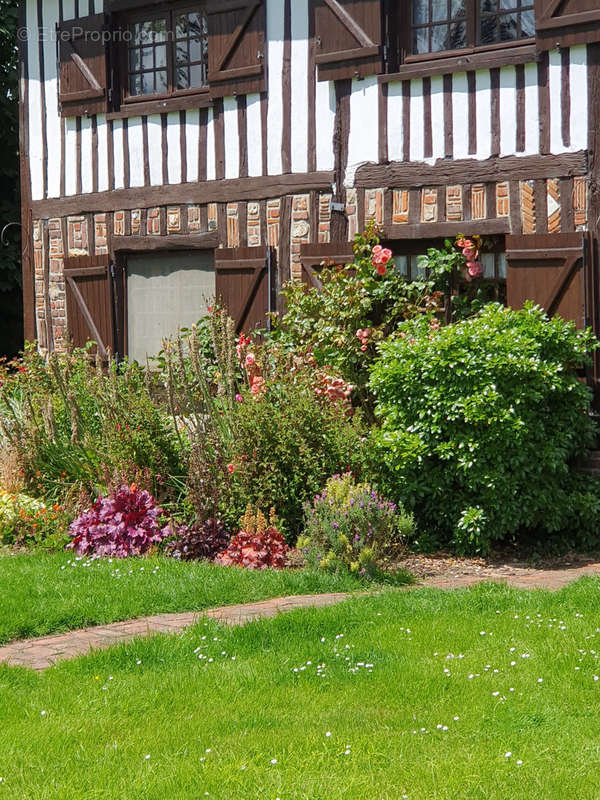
left=535, top=0, right=600, bottom=47
left=58, top=13, right=109, bottom=117
left=314, top=0, right=382, bottom=81
left=64, top=255, right=115, bottom=357
left=215, top=246, right=276, bottom=333
left=299, top=242, right=354, bottom=288
left=206, top=1, right=266, bottom=98
left=506, top=233, right=587, bottom=327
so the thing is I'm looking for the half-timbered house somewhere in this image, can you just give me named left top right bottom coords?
left=18, top=0, right=600, bottom=376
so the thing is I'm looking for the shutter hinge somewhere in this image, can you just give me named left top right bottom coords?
left=110, top=262, right=116, bottom=278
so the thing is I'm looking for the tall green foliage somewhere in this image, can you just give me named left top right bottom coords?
left=369, top=304, right=599, bottom=554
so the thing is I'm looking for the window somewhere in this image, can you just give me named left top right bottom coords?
left=125, top=7, right=208, bottom=100
left=411, top=0, right=535, bottom=56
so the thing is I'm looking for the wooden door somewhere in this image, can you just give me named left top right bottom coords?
left=506, top=233, right=587, bottom=327
left=299, top=242, right=354, bottom=288
left=64, top=255, right=115, bottom=357
left=215, top=246, right=276, bottom=333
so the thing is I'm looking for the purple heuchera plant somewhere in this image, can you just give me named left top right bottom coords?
left=67, top=484, right=170, bottom=557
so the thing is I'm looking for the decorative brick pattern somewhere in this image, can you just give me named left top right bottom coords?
left=146, top=208, right=161, bottom=235
left=166, top=206, right=181, bottom=234
left=471, top=185, right=486, bottom=220
left=114, top=211, right=126, bottom=236
left=445, top=185, right=463, bottom=222
left=392, top=189, right=409, bottom=224
left=520, top=180, right=536, bottom=234
left=291, top=194, right=310, bottom=280
left=318, top=194, right=331, bottom=243
left=573, top=177, right=587, bottom=229
left=496, top=182, right=510, bottom=217
left=247, top=202, right=261, bottom=247
left=48, top=218, right=66, bottom=352
left=267, top=199, right=281, bottom=246
left=547, top=178, right=561, bottom=234
left=365, top=188, right=384, bottom=226
left=346, top=188, right=359, bottom=240
left=130, top=209, right=141, bottom=236
left=226, top=203, right=240, bottom=247
left=67, top=216, right=89, bottom=257
left=94, top=214, right=108, bottom=255
left=187, top=205, right=201, bottom=232
left=207, top=203, right=218, bottom=231
left=421, top=188, right=438, bottom=223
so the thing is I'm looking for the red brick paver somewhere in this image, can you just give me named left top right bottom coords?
left=1, top=565, right=600, bottom=671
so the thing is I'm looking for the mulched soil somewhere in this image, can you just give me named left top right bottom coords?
left=396, top=549, right=600, bottom=582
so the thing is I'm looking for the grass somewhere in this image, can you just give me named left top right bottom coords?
left=1, top=579, right=600, bottom=798
left=0, top=551, right=375, bottom=645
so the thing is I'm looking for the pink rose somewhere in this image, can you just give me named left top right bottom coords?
left=372, top=245, right=383, bottom=257
left=462, top=247, right=478, bottom=260
left=245, top=353, right=256, bottom=367
left=380, top=248, right=392, bottom=265
left=376, top=263, right=387, bottom=276
left=467, top=261, right=483, bottom=278
left=360, top=345, right=368, bottom=352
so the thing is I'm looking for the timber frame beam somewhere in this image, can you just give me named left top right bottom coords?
left=355, top=152, right=588, bottom=189
left=30, top=171, right=335, bottom=219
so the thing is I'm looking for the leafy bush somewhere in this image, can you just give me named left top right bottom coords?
left=166, top=518, right=231, bottom=561
left=222, top=352, right=367, bottom=540
left=369, top=303, right=599, bottom=553
left=215, top=507, right=288, bottom=569
left=67, top=484, right=170, bottom=557
left=300, top=473, right=414, bottom=575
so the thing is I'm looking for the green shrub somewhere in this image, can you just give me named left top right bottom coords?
left=222, top=370, right=367, bottom=541
left=369, top=303, right=599, bottom=554
left=300, top=473, right=414, bottom=575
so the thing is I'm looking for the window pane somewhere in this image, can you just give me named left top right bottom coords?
left=431, top=24, right=448, bottom=52
left=175, top=42, right=189, bottom=65
left=521, top=9, right=535, bottom=36
left=176, top=65, right=190, bottom=90
left=480, top=16, right=497, bottom=44
left=479, top=0, right=534, bottom=44
left=155, top=70, right=167, bottom=94
left=432, top=0, right=447, bottom=23
left=154, top=44, right=167, bottom=69
left=141, top=72, right=154, bottom=94
left=413, top=0, right=428, bottom=25
left=449, top=21, right=467, bottom=49
left=414, top=27, right=429, bottom=54
left=393, top=255, right=408, bottom=276
left=498, top=253, right=507, bottom=279
left=189, top=35, right=206, bottom=63
left=189, top=63, right=206, bottom=87
left=141, top=46, right=154, bottom=70
left=481, top=253, right=495, bottom=278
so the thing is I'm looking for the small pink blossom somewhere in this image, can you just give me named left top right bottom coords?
left=245, top=353, right=256, bottom=367
left=467, top=261, right=483, bottom=278
left=235, top=393, right=243, bottom=403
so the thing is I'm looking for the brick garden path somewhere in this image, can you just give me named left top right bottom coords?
left=1, top=563, right=600, bottom=671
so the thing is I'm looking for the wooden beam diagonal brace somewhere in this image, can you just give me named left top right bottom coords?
left=322, top=0, right=375, bottom=47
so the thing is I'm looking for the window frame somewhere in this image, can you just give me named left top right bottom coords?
left=404, top=0, right=535, bottom=64
left=118, top=1, right=210, bottom=108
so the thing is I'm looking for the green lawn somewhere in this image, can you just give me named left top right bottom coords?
left=1, top=580, right=600, bottom=798
left=0, top=551, right=368, bottom=645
